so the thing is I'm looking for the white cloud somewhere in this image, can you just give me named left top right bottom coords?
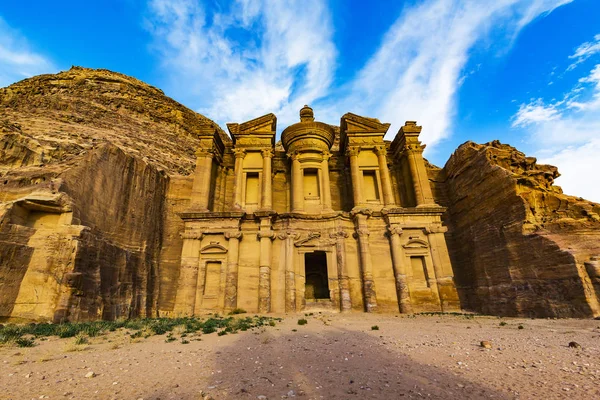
left=567, top=33, right=600, bottom=71
left=513, top=56, right=600, bottom=201
left=540, top=139, right=600, bottom=202
left=0, top=17, right=54, bottom=88
left=145, top=0, right=336, bottom=129
left=321, top=0, right=573, bottom=148
left=512, top=99, right=561, bottom=127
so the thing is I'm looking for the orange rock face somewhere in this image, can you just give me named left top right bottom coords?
left=1, top=68, right=598, bottom=321
left=0, top=67, right=222, bottom=321
left=433, top=140, right=600, bottom=317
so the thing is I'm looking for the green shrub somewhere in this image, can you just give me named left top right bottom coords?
left=499, top=321, right=507, bottom=326
left=297, top=319, right=308, bottom=326
left=229, top=308, right=247, bottom=315
left=74, top=333, right=89, bottom=345
left=371, top=325, right=379, bottom=331
left=16, top=337, right=35, bottom=347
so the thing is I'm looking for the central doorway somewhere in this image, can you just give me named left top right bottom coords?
left=304, top=251, right=330, bottom=299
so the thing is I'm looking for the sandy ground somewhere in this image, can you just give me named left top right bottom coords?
left=1, top=313, right=599, bottom=400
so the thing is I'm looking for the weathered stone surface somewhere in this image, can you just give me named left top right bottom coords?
left=434, top=140, right=600, bottom=318
left=2, top=67, right=598, bottom=321
left=0, top=67, right=223, bottom=321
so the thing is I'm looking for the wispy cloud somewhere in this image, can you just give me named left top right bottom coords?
left=567, top=33, right=600, bottom=71
left=146, top=0, right=571, bottom=150
left=322, top=0, right=573, bottom=147
left=0, top=17, right=54, bottom=88
left=512, top=98, right=562, bottom=127
left=512, top=36, right=600, bottom=201
left=145, top=0, right=336, bottom=128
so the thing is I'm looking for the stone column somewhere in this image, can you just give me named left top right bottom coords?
left=353, top=212, right=377, bottom=312
left=321, top=152, right=332, bottom=210
left=278, top=231, right=299, bottom=312
left=261, top=148, right=273, bottom=210
left=405, top=145, right=435, bottom=206
left=173, top=232, right=202, bottom=316
left=190, top=150, right=214, bottom=210
left=347, top=147, right=363, bottom=208
left=330, top=230, right=352, bottom=312
left=291, top=152, right=304, bottom=212
left=224, top=230, right=242, bottom=310
left=194, top=260, right=208, bottom=314
left=232, top=149, right=246, bottom=209
left=426, top=225, right=460, bottom=311
left=375, top=145, right=395, bottom=206
left=386, top=226, right=413, bottom=313
left=258, top=219, right=275, bottom=313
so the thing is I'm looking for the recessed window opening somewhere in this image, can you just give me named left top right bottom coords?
left=303, top=168, right=320, bottom=198
left=410, top=256, right=430, bottom=287
left=245, top=172, right=259, bottom=205
left=363, top=170, right=380, bottom=201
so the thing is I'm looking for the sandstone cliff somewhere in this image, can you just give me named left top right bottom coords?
left=434, top=140, right=600, bottom=317
left=0, top=67, right=223, bottom=321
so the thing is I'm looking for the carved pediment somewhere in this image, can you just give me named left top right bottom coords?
left=294, top=232, right=321, bottom=247
left=403, top=239, right=429, bottom=249
left=200, top=241, right=228, bottom=254
left=341, top=113, right=391, bottom=135
left=228, top=113, right=276, bottom=139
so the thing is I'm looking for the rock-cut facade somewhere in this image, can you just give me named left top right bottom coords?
left=172, top=106, right=460, bottom=315
left=2, top=68, right=599, bottom=322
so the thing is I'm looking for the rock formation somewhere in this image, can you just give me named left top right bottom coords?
left=1, top=67, right=598, bottom=321
left=0, top=67, right=223, bottom=321
left=430, top=140, right=600, bottom=317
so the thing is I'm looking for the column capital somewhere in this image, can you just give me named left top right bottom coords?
left=353, top=228, right=370, bottom=239
left=257, top=231, right=275, bottom=240
left=181, top=231, right=203, bottom=240
left=386, top=225, right=403, bottom=237
left=233, top=148, right=247, bottom=159
left=350, top=208, right=373, bottom=218
left=277, top=231, right=301, bottom=240
left=346, top=147, right=361, bottom=157
left=195, top=148, right=215, bottom=158
left=224, top=231, right=243, bottom=240
left=261, top=148, right=274, bottom=158
left=374, top=145, right=387, bottom=156
left=423, top=224, right=447, bottom=234
left=329, top=230, right=349, bottom=239
left=403, top=142, right=426, bottom=154
left=322, top=151, right=332, bottom=161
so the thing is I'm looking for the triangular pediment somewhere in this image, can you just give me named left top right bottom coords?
left=238, top=113, right=277, bottom=134
left=341, top=113, right=391, bottom=134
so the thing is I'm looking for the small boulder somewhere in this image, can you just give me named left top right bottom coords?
left=568, top=341, right=582, bottom=349
left=84, top=371, right=96, bottom=378
left=480, top=341, right=492, bottom=349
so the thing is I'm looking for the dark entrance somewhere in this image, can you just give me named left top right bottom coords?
left=304, top=251, right=330, bottom=299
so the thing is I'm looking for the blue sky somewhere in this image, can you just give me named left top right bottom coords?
left=1, top=0, right=599, bottom=201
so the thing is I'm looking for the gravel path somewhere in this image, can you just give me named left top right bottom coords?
left=1, top=314, right=599, bottom=399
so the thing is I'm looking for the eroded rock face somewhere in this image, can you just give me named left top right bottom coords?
left=436, top=140, right=600, bottom=317
left=0, top=67, right=222, bottom=321
left=1, top=67, right=599, bottom=321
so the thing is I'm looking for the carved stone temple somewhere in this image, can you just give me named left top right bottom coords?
left=173, top=106, right=460, bottom=314
left=2, top=68, right=599, bottom=321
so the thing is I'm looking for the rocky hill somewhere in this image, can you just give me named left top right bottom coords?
left=433, top=140, right=600, bottom=317
left=0, top=67, right=224, bottom=321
